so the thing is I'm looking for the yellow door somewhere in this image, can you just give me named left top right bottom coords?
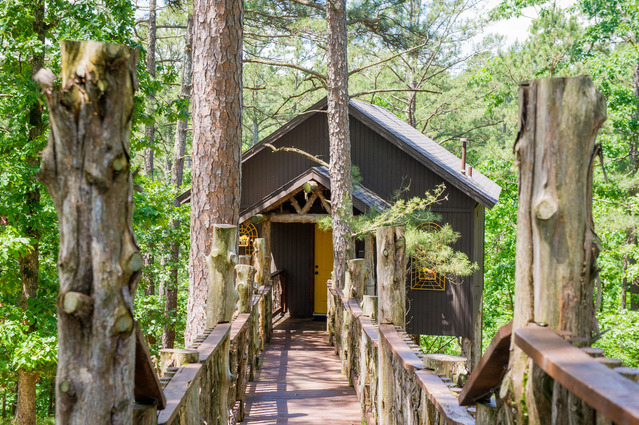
left=314, top=225, right=333, bottom=315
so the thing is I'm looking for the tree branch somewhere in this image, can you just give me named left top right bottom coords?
left=351, top=88, right=442, bottom=98
left=349, top=41, right=430, bottom=76
left=244, top=58, right=326, bottom=81
left=263, top=143, right=329, bottom=168
left=437, top=122, right=501, bottom=145
left=287, top=0, right=325, bottom=11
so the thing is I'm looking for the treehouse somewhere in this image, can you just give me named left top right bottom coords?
left=182, top=98, right=501, bottom=349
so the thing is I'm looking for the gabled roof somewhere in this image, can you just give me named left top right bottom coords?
left=243, top=98, right=501, bottom=208
left=239, top=166, right=389, bottom=224
left=348, top=100, right=501, bottom=208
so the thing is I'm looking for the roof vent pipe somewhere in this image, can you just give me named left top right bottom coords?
left=460, top=138, right=468, bottom=175
left=468, top=165, right=473, bottom=177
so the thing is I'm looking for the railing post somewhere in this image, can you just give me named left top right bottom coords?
left=376, top=226, right=408, bottom=425
left=36, top=41, right=139, bottom=424
left=498, top=76, right=606, bottom=425
left=345, top=259, right=367, bottom=302
left=235, top=265, right=255, bottom=314
left=206, top=224, right=239, bottom=327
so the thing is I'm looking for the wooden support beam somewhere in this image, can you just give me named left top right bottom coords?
left=317, top=191, right=332, bottom=214
left=300, top=192, right=319, bottom=214
left=290, top=196, right=302, bottom=214
left=267, top=213, right=328, bottom=223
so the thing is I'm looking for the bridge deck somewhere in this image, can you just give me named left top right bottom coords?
left=241, top=316, right=362, bottom=424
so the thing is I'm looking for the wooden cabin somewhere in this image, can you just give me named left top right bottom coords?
left=183, top=98, right=501, bottom=345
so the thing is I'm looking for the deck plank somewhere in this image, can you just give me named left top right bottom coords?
left=241, top=317, right=362, bottom=424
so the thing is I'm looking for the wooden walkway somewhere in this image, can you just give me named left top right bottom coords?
left=241, top=316, right=362, bottom=424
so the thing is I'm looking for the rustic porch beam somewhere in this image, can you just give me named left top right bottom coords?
left=300, top=192, right=319, bottom=214
left=290, top=196, right=303, bottom=214
left=267, top=214, right=328, bottom=223
left=317, top=191, right=332, bottom=214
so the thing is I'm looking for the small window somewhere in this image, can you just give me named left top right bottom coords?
left=239, top=222, right=258, bottom=256
left=409, top=222, right=446, bottom=291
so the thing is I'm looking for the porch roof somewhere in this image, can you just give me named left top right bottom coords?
left=239, top=166, right=389, bottom=224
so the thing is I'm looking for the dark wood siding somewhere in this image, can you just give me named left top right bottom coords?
left=245, top=112, right=484, bottom=334
left=242, top=114, right=329, bottom=211
left=405, top=210, right=475, bottom=338
left=269, top=223, right=313, bottom=317
left=350, top=118, right=475, bottom=210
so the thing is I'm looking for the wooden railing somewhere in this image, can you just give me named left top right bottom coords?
left=515, top=324, right=639, bottom=425
left=154, top=285, right=273, bottom=425
left=270, top=269, right=286, bottom=317
left=328, top=284, right=475, bottom=425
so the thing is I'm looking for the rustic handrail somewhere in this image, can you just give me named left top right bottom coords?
left=155, top=285, right=273, bottom=425
left=515, top=324, right=639, bottom=425
left=270, top=269, right=286, bottom=316
left=328, top=284, right=474, bottom=425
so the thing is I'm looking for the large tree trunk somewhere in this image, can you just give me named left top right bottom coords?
left=36, top=41, right=139, bottom=425
left=498, top=77, right=606, bottom=425
left=15, top=1, right=45, bottom=422
left=143, top=0, right=157, bottom=297
left=163, top=14, right=193, bottom=350
left=186, top=0, right=243, bottom=344
left=326, top=0, right=353, bottom=290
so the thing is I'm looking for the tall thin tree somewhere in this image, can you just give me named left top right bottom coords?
left=186, top=0, right=243, bottom=344
left=143, top=0, right=157, bottom=296
left=15, top=0, right=45, bottom=423
left=326, top=0, right=353, bottom=290
left=164, top=15, right=193, bottom=349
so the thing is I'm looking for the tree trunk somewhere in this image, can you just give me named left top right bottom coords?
left=376, top=227, right=408, bottom=328
left=37, top=41, right=139, bottom=425
left=15, top=1, right=44, bottom=422
left=498, top=77, right=606, bottom=425
left=187, top=0, right=243, bottom=344
left=144, top=0, right=156, bottom=180
left=163, top=14, right=193, bottom=350
left=143, top=0, right=157, bottom=297
left=326, top=0, right=353, bottom=290
left=622, top=253, right=628, bottom=309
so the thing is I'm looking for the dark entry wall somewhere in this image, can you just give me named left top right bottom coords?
left=270, top=223, right=314, bottom=317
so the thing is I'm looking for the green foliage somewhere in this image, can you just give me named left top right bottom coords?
left=595, top=309, right=639, bottom=367
left=320, top=184, right=477, bottom=278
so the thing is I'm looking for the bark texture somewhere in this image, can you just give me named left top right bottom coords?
left=205, top=225, right=239, bottom=326
left=37, top=41, right=139, bottom=425
left=376, top=226, right=408, bottom=328
left=326, top=0, right=354, bottom=290
left=499, top=77, right=606, bottom=425
left=187, top=0, right=243, bottom=344
left=164, top=14, right=193, bottom=350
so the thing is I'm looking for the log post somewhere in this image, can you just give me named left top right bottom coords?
left=376, top=227, right=407, bottom=425
left=261, top=220, right=272, bottom=272
left=206, top=224, right=239, bottom=326
left=253, top=238, right=268, bottom=290
left=235, top=265, right=255, bottom=314
left=36, top=41, right=139, bottom=424
left=345, top=259, right=367, bottom=301
left=376, top=226, right=408, bottom=328
left=498, top=77, right=606, bottom=424
left=364, top=234, right=376, bottom=295
left=361, top=295, right=378, bottom=321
